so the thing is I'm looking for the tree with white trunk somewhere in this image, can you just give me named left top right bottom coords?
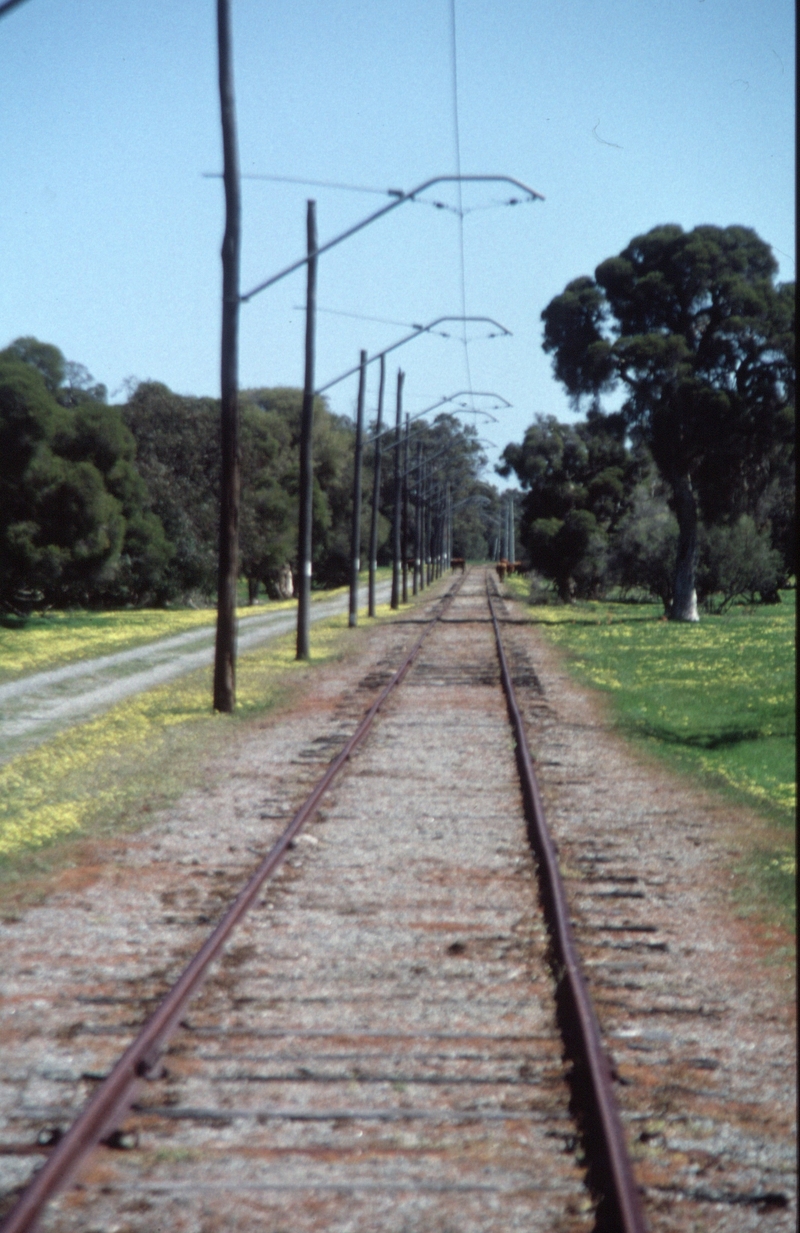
left=541, top=224, right=795, bottom=620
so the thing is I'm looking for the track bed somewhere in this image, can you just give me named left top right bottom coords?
left=1, top=569, right=794, bottom=1232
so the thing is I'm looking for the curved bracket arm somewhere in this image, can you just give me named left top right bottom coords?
left=240, top=174, right=543, bottom=303
left=315, top=318, right=511, bottom=396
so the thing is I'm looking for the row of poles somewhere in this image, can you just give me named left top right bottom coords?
left=214, top=0, right=543, bottom=710
left=346, top=351, right=454, bottom=636
left=490, top=492, right=516, bottom=564
left=298, top=197, right=482, bottom=658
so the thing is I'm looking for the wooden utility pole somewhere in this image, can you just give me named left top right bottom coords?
left=367, top=355, right=385, bottom=618
left=508, top=491, right=515, bottom=565
left=419, top=454, right=427, bottom=591
left=296, top=200, right=318, bottom=659
left=413, top=441, right=422, bottom=594
left=213, top=0, right=242, bottom=713
left=348, top=351, right=367, bottom=627
left=401, top=413, right=410, bottom=603
left=390, top=369, right=404, bottom=610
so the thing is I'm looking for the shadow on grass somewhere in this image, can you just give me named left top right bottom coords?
left=624, top=721, right=778, bottom=750
left=520, top=614, right=664, bottom=628
left=0, top=615, right=31, bottom=630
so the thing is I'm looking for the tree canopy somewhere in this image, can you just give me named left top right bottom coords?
left=0, top=342, right=171, bottom=612
left=2, top=337, right=509, bottom=612
left=540, top=224, right=795, bottom=618
left=500, top=410, right=644, bottom=599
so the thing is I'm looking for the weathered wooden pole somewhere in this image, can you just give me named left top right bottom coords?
left=422, top=460, right=429, bottom=587
left=426, top=481, right=433, bottom=585
left=509, top=491, right=515, bottom=566
left=413, top=441, right=422, bottom=595
left=367, top=354, right=385, bottom=618
left=401, top=413, right=410, bottom=603
left=296, top=200, right=318, bottom=660
left=213, top=0, right=242, bottom=714
left=348, top=350, right=367, bottom=628
left=390, top=369, right=404, bottom=610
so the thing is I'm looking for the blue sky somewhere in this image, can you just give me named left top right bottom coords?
left=1, top=0, right=795, bottom=484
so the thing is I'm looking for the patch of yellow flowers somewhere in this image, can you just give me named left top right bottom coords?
left=0, top=602, right=301, bottom=682
left=693, top=754, right=796, bottom=814
left=524, top=595, right=795, bottom=822
left=1, top=604, right=387, bottom=862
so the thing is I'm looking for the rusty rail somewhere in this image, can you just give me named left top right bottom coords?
left=487, top=578, right=647, bottom=1233
left=0, top=574, right=466, bottom=1233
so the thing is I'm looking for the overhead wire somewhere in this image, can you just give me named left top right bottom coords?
left=448, top=0, right=475, bottom=409
left=292, top=305, right=435, bottom=331
left=203, top=173, right=485, bottom=220
left=202, top=172, right=402, bottom=196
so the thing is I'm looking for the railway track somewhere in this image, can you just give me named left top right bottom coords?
left=0, top=568, right=793, bottom=1230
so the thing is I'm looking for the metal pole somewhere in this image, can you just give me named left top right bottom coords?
left=390, top=369, right=404, bottom=610
left=212, top=0, right=242, bottom=714
left=401, top=413, right=410, bottom=603
left=348, top=350, right=367, bottom=627
left=296, top=200, right=317, bottom=660
left=367, top=354, right=385, bottom=618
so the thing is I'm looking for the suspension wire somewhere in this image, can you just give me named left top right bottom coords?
left=203, top=172, right=403, bottom=196
left=297, top=303, right=502, bottom=344
left=203, top=172, right=483, bottom=221
left=292, top=305, right=434, bottom=331
left=448, top=0, right=475, bottom=408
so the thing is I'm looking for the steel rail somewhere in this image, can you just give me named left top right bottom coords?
left=487, top=577, right=648, bottom=1233
left=0, top=574, right=467, bottom=1233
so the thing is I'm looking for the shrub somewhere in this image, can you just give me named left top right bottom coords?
left=698, top=515, right=783, bottom=612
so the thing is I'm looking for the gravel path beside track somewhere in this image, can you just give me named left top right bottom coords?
left=0, top=583, right=391, bottom=765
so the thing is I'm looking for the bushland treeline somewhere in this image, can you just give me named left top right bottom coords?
left=0, top=337, right=500, bottom=613
left=501, top=409, right=794, bottom=613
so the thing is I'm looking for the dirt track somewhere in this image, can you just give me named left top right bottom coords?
left=0, top=583, right=391, bottom=766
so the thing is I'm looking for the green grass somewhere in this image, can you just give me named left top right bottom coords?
left=0, top=606, right=273, bottom=683
left=0, top=573, right=394, bottom=684
left=505, top=575, right=796, bottom=929
left=0, top=597, right=401, bottom=884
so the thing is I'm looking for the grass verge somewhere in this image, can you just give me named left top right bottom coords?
left=0, top=572, right=395, bottom=683
left=504, top=574, right=796, bottom=931
left=0, top=599, right=400, bottom=894
left=0, top=604, right=287, bottom=682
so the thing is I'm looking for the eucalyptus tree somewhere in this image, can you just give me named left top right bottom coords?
left=541, top=224, right=795, bottom=619
left=0, top=345, right=171, bottom=610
